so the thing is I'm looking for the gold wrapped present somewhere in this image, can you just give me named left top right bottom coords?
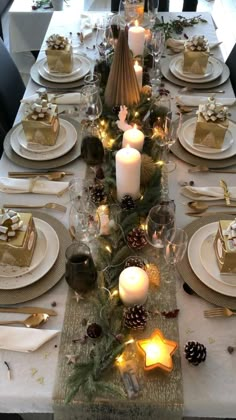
left=22, top=89, right=60, bottom=146
left=194, top=98, right=229, bottom=149
left=183, top=35, right=209, bottom=74
left=214, top=220, right=236, bottom=274
left=0, top=211, right=37, bottom=267
left=46, top=34, right=73, bottom=73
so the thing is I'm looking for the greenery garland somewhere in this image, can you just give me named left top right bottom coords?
left=154, top=15, right=207, bottom=39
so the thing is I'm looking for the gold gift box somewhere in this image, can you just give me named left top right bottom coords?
left=214, top=220, right=236, bottom=274
left=22, top=104, right=60, bottom=146
left=194, top=113, right=228, bottom=149
left=0, top=213, right=37, bottom=267
left=183, top=49, right=209, bottom=75
left=46, top=44, right=73, bottom=73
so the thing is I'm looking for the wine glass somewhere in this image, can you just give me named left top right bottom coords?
left=145, top=28, right=165, bottom=90
left=145, top=202, right=175, bottom=249
left=119, top=0, right=140, bottom=27
left=69, top=198, right=100, bottom=244
left=164, top=228, right=188, bottom=285
left=81, top=85, right=103, bottom=136
left=147, top=0, right=159, bottom=26
left=96, top=16, right=114, bottom=59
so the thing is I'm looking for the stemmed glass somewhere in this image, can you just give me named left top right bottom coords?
left=147, top=0, right=159, bottom=26
left=145, top=28, right=165, bottom=91
left=119, top=0, right=140, bottom=27
left=96, top=16, right=114, bottom=59
left=81, top=85, right=103, bottom=135
left=164, top=228, right=188, bottom=285
left=145, top=202, right=175, bottom=249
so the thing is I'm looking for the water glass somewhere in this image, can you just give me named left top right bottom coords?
left=145, top=202, right=175, bottom=248
left=84, top=72, right=101, bottom=87
left=164, top=228, right=188, bottom=284
left=65, top=242, right=97, bottom=293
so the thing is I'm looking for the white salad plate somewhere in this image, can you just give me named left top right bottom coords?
left=200, top=227, right=236, bottom=287
left=18, top=124, right=66, bottom=153
left=0, top=218, right=59, bottom=290
left=10, top=119, right=77, bottom=161
left=43, top=55, right=82, bottom=78
left=188, top=222, right=236, bottom=297
left=38, top=54, right=90, bottom=83
left=169, top=55, right=223, bottom=83
left=178, top=117, right=236, bottom=160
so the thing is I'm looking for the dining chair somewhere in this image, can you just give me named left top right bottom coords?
left=226, top=43, right=236, bottom=96
left=0, top=38, right=25, bottom=135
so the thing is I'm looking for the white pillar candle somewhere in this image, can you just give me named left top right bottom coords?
left=134, top=60, right=143, bottom=90
left=128, top=21, right=145, bottom=57
left=116, top=147, right=141, bottom=201
left=122, top=125, right=144, bottom=151
left=119, top=266, right=149, bottom=306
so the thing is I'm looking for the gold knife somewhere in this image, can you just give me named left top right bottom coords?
left=0, top=306, right=57, bottom=316
left=186, top=211, right=236, bottom=217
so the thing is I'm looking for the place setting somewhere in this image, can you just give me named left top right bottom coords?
left=30, top=33, right=91, bottom=89
left=161, top=34, right=230, bottom=89
left=3, top=89, right=82, bottom=170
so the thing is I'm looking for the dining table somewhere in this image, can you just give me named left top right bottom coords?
left=1, top=8, right=236, bottom=420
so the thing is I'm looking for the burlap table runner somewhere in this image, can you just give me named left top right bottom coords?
left=53, top=250, right=183, bottom=420
left=178, top=213, right=236, bottom=309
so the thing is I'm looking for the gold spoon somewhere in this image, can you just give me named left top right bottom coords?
left=187, top=201, right=236, bottom=213
left=188, top=166, right=236, bottom=174
left=0, top=313, right=49, bottom=328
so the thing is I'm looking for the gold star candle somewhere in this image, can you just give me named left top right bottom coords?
left=137, top=329, right=178, bottom=372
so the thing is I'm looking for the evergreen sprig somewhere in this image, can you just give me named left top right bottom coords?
left=155, top=15, right=207, bottom=39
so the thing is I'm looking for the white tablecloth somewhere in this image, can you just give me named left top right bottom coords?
left=1, top=11, right=236, bottom=418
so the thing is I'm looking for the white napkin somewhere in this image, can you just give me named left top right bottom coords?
left=80, top=14, right=93, bottom=39
left=181, top=185, right=236, bottom=201
left=166, top=38, right=221, bottom=53
left=0, top=326, right=59, bottom=352
left=0, top=177, right=69, bottom=195
left=176, top=95, right=236, bottom=107
left=21, top=92, right=84, bottom=105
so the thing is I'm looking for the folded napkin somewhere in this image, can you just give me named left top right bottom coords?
left=176, top=95, right=236, bottom=107
left=0, top=326, right=59, bottom=352
left=181, top=185, right=236, bottom=201
left=80, top=14, right=93, bottom=39
left=0, top=177, right=69, bottom=195
left=21, top=92, right=84, bottom=105
left=166, top=38, right=221, bottom=53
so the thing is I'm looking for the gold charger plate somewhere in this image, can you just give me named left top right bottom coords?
left=178, top=213, right=236, bottom=309
left=0, top=211, right=71, bottom=304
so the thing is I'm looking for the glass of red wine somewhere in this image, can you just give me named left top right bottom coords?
left=65, top=242, right=97, bottom=294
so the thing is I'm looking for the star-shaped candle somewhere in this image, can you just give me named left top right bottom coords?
left=137, top=329, right=178, bottom=372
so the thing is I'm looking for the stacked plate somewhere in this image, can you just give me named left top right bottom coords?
left=0, top=218, right=59, bottom=291
left=169, top=54, right=224, bottom=84
left=10, top=118, right=77, bottom=162
left=178, top=117, right=236, bottom=160
left=188, top=222, right=236, bottom=297
left=31, top=54, right=91, bottom=88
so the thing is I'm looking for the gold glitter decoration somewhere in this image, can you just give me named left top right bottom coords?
left=141, top=154, right=156, bottom=186
left=145, top=263, right=160, bottom=286
left=141, top=85, right=152, bottom=97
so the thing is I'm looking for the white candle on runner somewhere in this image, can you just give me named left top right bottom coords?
left=128, top=20, right=145, bottom=57
left=115, top=146, right=141, bottom=201
left=134, top=60, right=143, bottom=90
left=119, top=266, right=149, bottom=306
left=122, top=124, right=144, bottom=151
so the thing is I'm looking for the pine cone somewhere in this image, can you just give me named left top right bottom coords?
left=124, top=256, right=145, bottom=269
left=90, top=184, right=107, bottom=204
left=121, top=195, right=135, bottom=210
left=127, top=227, right=147, bottom=250
left=124, top=305, right=148, bottom=330
left=184, top=341, right=207, bottom=366
left=87, top=323, right=102, bottom=338
left=95, top=166, right=105, bottom=180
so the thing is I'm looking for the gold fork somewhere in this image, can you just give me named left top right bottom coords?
left=8, top=171, right=73, bottom=181
left=3, top=203, right=66, bottom=212
left=204, top=307, right=236, bottom=318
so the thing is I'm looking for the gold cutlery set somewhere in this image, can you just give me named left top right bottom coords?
left=0, top=306, right=57, bottom=328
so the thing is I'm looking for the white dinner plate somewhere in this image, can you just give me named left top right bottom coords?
left=10, top=119, right=77, bottom=161
left=0, top=218, right=59, bottom=290
left=182, top=117, right=233, bottom=154
left=178, top=117, right=236, bottom=160
left=18, top=124, right=66, bottom=153
left=0, top=221, right=47, bottom=278
left=200, top=227, right=236, bottom=287
left=38, top=55, right=91, bottom=83
left=169, top=55, right=223, bottom=83
left=43, top=55, right=82, bottom=78
left=188, top=222, right=236, bottom=297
